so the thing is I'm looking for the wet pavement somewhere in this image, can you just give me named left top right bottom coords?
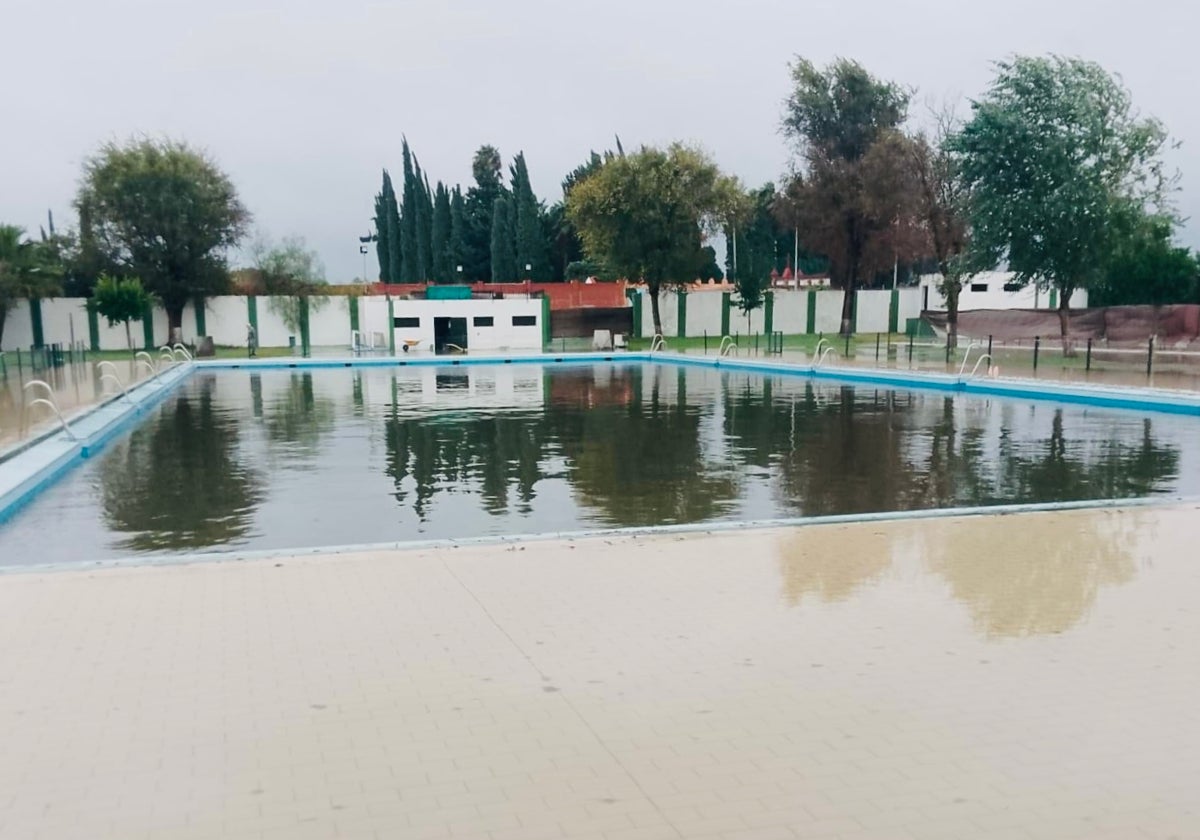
left=2, top=504, right=1197, bottom=839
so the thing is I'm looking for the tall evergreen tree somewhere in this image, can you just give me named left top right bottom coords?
left=490, top=196, right=518, bottom=282
left=509, top=152, right=550, bottom=280
left=449, top=187, right=468, bottom=282
left=465, top=145, right=505, bottom=282
left=431, top=182, right=452, bottom=283
left=399, top=139, right=419, bottom=283
left=413, top=163, right=433, bottom=281
left=373, top=169, right=401, bottom=284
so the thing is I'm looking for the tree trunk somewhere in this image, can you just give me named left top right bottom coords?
left=649, top=285, right=663, bottom=338
left=166, top=303, right=184, bottom=347
left=839, top=282, right=855, bottom=336
left=1058, top=288, right=1075, bottom=357
left=0, top=306, right=8, bottom=347
left=125, top=320, right=133, bottom=352
left=946, top=284, right=959, bottom=350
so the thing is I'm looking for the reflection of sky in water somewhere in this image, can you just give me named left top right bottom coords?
left=0, top=363, right=1196, bottom=566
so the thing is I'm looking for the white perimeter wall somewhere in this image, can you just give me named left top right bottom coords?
left=1, top=287, right=936, bottom=353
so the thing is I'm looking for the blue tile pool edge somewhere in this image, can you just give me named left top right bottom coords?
left=0, top=364, right=195, bottom=526
left=3, top=494, right=1193, bottom=576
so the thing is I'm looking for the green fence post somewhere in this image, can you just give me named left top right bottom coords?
left=542, top=295, right=551, bottom=351
left=247, top=295, right=259, bottom=338
left=194, top=296, right=207, bottom=337
left=29, top=298, right=45, bottom=347
left=387, top=297, right=396, bottom=355
left=720, top=291, right=731, bottom=336
left=142, top=303, right=154, bottom=349
left=349, top=295, right=360, bottom=334
left=1049, top=288, right=1058, bottom=310
left=87, top=305, right=100, bottom=352
left=764, top=291, right=774, bottom=336
left=850, top=290, right=858, bottom=335
left=298, top=296, right=311, bottom=357
left=676, top=288, right=687, bottom=339
left=625, top=288, right=643, bottom=339
left=806, top=289, right=817, bottom=334
left=888, top=288, right=899, bottom=334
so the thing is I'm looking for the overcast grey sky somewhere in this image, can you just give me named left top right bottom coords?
left=4, top=0, right=1198, bottom=281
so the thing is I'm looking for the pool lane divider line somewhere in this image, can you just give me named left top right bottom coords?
left=2, top=494, right=1193, bottom=575
left=0, top=363, right=195, bottom=526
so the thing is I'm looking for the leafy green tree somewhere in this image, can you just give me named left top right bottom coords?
left=909, top=111, right=973, bottom=347
left=952, top=56, right=1173, bottom=350
left=373, top=170, right=401, bottom=284
left=1091, top=217, right=1199, bottom=306
left=510, top=152, right=550, bottom=281
left=87, top=274, right=154, bottom=350
left=464, top=145, right=505, bottom=282
left=252, top=235, right=328, bottom=332
left=566, top=143, right=744, bottom=335
left=777, top=58, right=916, bottom=335
left=565, top=259, right=616, bottom=281
left=0, top=225, right=62, bottom=347
left=490, top=196, right=518, bottom=283
left=728, top=184, right=789, bottom=327
left=431, top=182, right=452, bottom=282
left=75, top=138, right=249, bottom=340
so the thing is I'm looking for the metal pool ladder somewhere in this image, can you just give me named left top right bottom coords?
left=718, top=336, right=738, bottom=357
left=23, top=380, right=78, bottom=441
left=957, top=342, right=994, bottom=382
left=811, top=338, right=836, bottom=371
left=96, top=361, right=137, bottom=405
left=649, top=334, right=667, bottom=353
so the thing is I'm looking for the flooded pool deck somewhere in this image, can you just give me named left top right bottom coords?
left=2, top=505, right=1199, bottom=839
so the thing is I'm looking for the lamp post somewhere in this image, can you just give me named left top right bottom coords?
left=358, top=232, right=376, bottom=283
left=456, top=265, right=463, bottom=285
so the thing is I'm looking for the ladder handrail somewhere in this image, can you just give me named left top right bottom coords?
left=649, top=334, right=667, bottom=353
left=172, top=343, right=193, bottom=361
left=956, top=341, right=981, bottom=378
left=96, top=361, right=137, bottom=405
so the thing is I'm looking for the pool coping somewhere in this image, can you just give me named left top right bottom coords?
left=2, top=495, right=1193, bottom=576
left=2, top=350, right=1199, bottom=557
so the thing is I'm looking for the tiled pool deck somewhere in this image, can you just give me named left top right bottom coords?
left=2, top=504, right=1198, bottom=839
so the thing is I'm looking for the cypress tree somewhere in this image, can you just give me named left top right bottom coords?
left=449, top=187, right=467, bottom=282
left=509, top=152, right=550, bottom=281
left=490, top=196, right=518, bottom=283
left=431, top=182, right=451, bottom=283
left=413, top=160, right=433, bottom=281
left=399, top=138, right=419, bottom=283
left=373, top=171, right=394, bottom=283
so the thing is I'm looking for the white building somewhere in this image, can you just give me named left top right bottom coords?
left=359, top=297, right=546, bottom=353
left=918, top=272, right=1089, bottom=311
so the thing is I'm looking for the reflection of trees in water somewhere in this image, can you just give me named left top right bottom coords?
left=722, top=381, right=1181, bottom=514
left=549, top=367, right=737, bottom=526
left=384, top=408, right=547, bottom=519
left=924, top=512, right=1142, bottom=638
left=724, top=380, right=925, bottom=515
left=261, top=372, right=338, bottom=456
left=100, top=378, right=263, bottom=550
left=777, top=528, right=895, bottom=604
left=995, top=411, right=1179, bottom=501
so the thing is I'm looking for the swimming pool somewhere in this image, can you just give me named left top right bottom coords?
left=0, top=359, right=1195, bottom=567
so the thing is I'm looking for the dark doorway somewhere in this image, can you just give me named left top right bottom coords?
left=434, top=317, right=468, bottom=353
